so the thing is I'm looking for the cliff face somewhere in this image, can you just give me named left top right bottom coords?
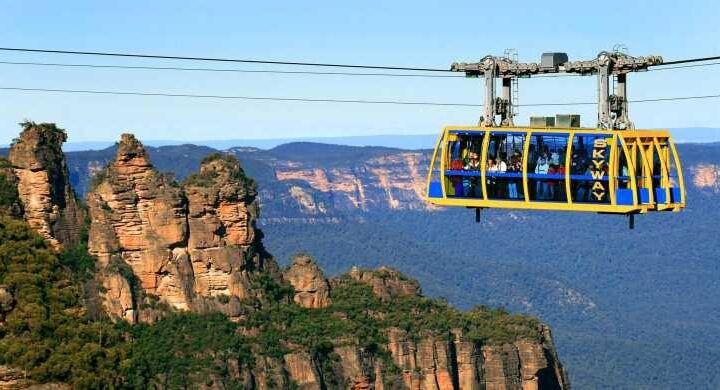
left=274, top=261, right=570, bottom=390
left=691, top=163, right=720, bottom=193
left=238, top=146, right=435, bottom=223
left=7, top=123, right=84, bottom=250
left=87, top=134, right=278, bottom=323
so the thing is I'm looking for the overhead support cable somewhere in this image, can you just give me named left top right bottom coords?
left=0, top=60, right=465, bottom=78
left=0, top=86, right=718, bottom=107
left=0, top=59, right=587, bottom=78
left=0, top=47, right=452, bottom=72
left=655, top=55, right=720, bottom=66
left=0, top=46, right=717, bottom=73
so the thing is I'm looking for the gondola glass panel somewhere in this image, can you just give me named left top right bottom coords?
left=633, top=140, right=652, bottom=205
left=614, top=138, right=634, bottom=205
left=653, top=138, right=682, bottom=205
left=526, top=133, right=568, bottom=201
left=650, top=140, right=668, bottom=205
left=487, top=132, right=526, bottom=200
left=570, top=134, right=611, bottom=204
left=444, top=131, right=484, bottom=198
left=665, top=142, right=683, bottom=204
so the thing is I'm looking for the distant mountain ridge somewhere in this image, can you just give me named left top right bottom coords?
left=3, top=127, right=718, bottom=152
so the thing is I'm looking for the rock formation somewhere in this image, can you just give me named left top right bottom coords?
left=283, top=254, right=331, bottom=308
left=275, top=266, right=569, bottom=390
left=7, top=122, right=84, bottom=250
left=347, top=266, right=421, bottom=301
left=87, top=134, right=278, bottom=322
left=691, top=163, right=720, bottom=192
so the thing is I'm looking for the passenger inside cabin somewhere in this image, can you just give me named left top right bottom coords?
left=464, top=152, right=480, bottom=170
left=487, top=158, right=498, bottom=197
left=550, top=151, right=561, bottom=166
left=547, top=163, right=566, bottom=201
left=507, top=152, right=522, bottom=199
left=535, top=153, right=550, bottom=199
left=495, top=156, right=507, bottom=198
left=463, top=152, right=481, bottom=197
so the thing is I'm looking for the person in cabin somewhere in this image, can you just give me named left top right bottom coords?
left=546, top=163, right=558, bottom=200
left=486, top=158, right=498, bottom=197
left=555, top=163, right=566, bottom=200
left=550, top=151, right=561, bottom=166
left=464, top=152, right=481, bottom=197
left=465, top=152, right=480, bottom=170
left=507, top=153, right=522, bottom=199
left=496, top=156, right=507, bottom=172
left=547, top=163, right=566, bottom=200
left=534, top=153, right=550, bottom=199
left=495, top=156, right=507, bottom=198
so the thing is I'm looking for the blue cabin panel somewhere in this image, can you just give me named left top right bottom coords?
left=655, top=188, right=668, bottom=204
left=428, top=181, right=443, bottom=198
left=671, top=187, right=682, bottom=203
left=616, top=189, right=634, bottom=205
left=639, top=188, right=651, bottom=204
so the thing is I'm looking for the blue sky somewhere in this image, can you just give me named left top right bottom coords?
left=0, top=1, right=718, bottom=144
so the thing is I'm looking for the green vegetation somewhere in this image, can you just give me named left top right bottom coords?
left=89, top=167, right=110, bottom=191
left=0, top=215, right=128, bottom=388
left=0, top=216, right=261, bottom=388
left=0, top=213, right=542, bottom=388
left=19, top=120, right=66, bottom=135
left=58, top=242, right=96, bottom=282
left=120, top=312, right=253, bottom=389
left=182, top=168, right=219, bottom=187
left=331, top=277, right=540, bottom=344
left=183, top=153, right=257, bottom=191
left=0, top=168, right=20, bottom=212
left=243, top=274, right=540, bottom=387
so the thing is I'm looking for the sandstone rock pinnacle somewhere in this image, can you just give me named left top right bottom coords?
left=8, top=122, right=84, bottom=250
left=283, top=254, right=331, bottom=308
left=87, top=135, right=278, bottom=323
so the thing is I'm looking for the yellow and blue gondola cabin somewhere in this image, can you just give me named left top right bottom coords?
left=424, top=126, right=685, bottom=214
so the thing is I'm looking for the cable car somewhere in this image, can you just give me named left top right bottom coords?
left=423, top=51, right=686, bottom=227
left=425, top=126, right=685, bottom=213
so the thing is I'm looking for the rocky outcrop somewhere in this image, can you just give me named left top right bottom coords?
left=382, top=327, right=568, bottom=390
left=87, top=135, right=278, bottom=322
left=7, top=123, right=84, bottom=250
left=0, top=365, right=68, bottom=390
left=283, top=254, right=331, bottom=308
left=692, top=163, right=720, bottom=192
left=346, top=266, right=421, bottom=301
left=0, top=365, right=31, bottom=389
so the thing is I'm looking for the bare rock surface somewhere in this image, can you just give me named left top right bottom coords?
left=7, top=123, right=84, bottom=250
left=87, top=134, right=278, bottom=322
left=283, top=254, right=331, bottom=308
left=345, top=266, right=421, bottom=301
